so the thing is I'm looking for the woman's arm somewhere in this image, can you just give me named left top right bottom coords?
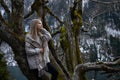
left=40, top=28, right=52, bottom=41
left=25, top=41, right=41, bottom=56
left=25, top=35, right=43, bottom=56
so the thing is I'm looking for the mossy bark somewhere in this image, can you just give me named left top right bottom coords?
left=11, top=0, right=24, bottom=35
left=0, top=53, right=9, bottom=80
left=60, top=27, right=74, bottom=73
left=70, top=0, right=87, bottom=80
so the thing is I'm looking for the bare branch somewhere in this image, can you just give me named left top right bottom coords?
left=93, top=10, right=120, bottom=21
left=91, top=0, right=120, bottom=4
left=48, top=41, right=71, bottom=80
left=52, top=30, right=60, bottom=37
left=103, top=59, right=120, bottom=66
left=84, top=8, right=120, bottom=25
left=44, top=6, right=64, bottom=24
left=0, top=0, right=10, bottom=14
left=24, top=10, right=34, bottom=19
left=0, top=26, right=24, bottom=47
left=73, top=59, right=120, bottom=80
left=75, top=59, right=120, bottom=72
left=0, top=13, right=8, bottom=26
left=84, top=62, right=120, bottom=72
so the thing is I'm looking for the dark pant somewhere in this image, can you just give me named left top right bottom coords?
left=47, top=63, right=58, bottom=80
left=31, top=63, right=58, bottom=80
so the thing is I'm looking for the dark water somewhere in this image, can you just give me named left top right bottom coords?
left=87, top=71, right=107, bottom=80
left=7, top=66, right=28, bottom=80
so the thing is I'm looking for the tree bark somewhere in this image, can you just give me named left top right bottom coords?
left=11, top=0, right=24, bottom=35
left=0, top=26, right=38, bottom=80
left=0, top=0, right=38, bottom=79
left=73, top=59, right=120, bottom=80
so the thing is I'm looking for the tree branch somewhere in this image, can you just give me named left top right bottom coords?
left=24, top=0, right=47, bottom=19
left=84, top=7, right=120, bottom=25
left=0, top=0, right=11, bottom=14
left=24, top=10, right=34, bottom=19
left=73, top=59, right=120, bottom=80
left=0, top=25, right=34, bottom=80
left=91, top=0, right=120, bottom=4
left=44, top=6, right=64, bottom=24
left=48, top=41, right=71, bottom=80
left=0, top=24, right=24, bottom=44
left=102, top=59, right=120, bottom=66
left=0, top=13, right=8, bottom=26
left=93, top=10, right=120, bottom=21
left=52, top=30, right=61, bottom=37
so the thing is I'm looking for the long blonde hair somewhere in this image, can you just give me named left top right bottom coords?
left=29, top=19, right=42, bottom=40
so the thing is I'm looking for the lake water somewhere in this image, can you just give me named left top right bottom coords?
left=7, top=66, right=28, bottom=80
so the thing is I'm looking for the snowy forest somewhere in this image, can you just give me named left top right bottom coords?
left=0, top=0, right=120, bottom=80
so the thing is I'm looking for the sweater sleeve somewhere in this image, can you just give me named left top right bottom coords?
left=25, top=36, right=40, bottom=56
left=40, top=28, right=52, bottom=41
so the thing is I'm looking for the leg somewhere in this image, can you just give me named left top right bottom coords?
left=47, top=63, right=58, bottom=80
left=30, top=69, right=42, bottom=80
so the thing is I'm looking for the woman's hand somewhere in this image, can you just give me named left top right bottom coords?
left=40, top=48, right=44, bottom=54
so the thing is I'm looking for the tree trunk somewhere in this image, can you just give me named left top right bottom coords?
left=11, top=0, right=24, bottom=35
left=0, top=0, right=39, bottom=79
left=70, top=0, right=87, bottom=80
left=60, top=28, right=74, bottom=73
left=0, top=27, right=38, bottom=80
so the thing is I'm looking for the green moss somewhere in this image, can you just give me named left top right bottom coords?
left=0, top=52, right=10, bottom=80
left=60, top=26, right=70, bottom=50
left=60, top=26, right=67, bottom=40
left=60, top=26, right=74, bottom=73
left=71, top=9, right=82, bottom=36
left=71, top=8, right=84, bottom=64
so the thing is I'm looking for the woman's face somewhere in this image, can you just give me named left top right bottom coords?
left=36, top=20, right=43, bottom=30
